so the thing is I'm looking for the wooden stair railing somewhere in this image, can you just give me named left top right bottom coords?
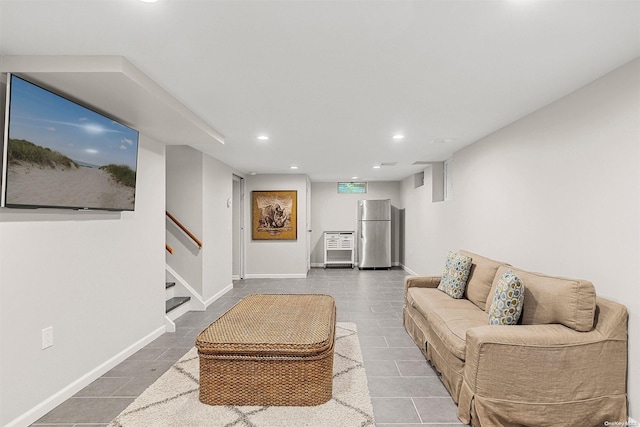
left=166, top=210, right=203, bottom=249
left=166, top=243, right=174, bottom=254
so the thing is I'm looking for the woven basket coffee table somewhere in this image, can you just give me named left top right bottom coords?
left=195, top=294, right=336, bottom=406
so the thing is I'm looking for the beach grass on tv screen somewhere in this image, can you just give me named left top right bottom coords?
left=8, top=138, right=78, bottom=169
left=99, top=164, right=136, bottom=188
left=8, top=138, right=136, bottom=188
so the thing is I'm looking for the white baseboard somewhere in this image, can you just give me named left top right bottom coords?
left=165, top=264, right=206, bottom=310
left=164, top=284, right=231, bottom=332
left=310, top=262, right=325, bottom=268
left=203, top=283, right=233, bottom=308
left=401, top=264, right=418, bottom=276
left=165, top=316, right=176, bottom=333
left=166, top=299, right=191, bottom=321
left=6, top=325, right=165, bottom=427
left=244, top=273, right=307, bottom=279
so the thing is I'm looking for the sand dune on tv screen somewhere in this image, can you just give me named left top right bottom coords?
left=6, top=163, right=134, bottom=210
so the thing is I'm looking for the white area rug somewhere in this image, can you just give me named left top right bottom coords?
left=109, top=322, right=375, bottom=427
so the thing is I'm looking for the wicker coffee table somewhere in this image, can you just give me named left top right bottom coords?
left=195, top=294, right=336, bottom=406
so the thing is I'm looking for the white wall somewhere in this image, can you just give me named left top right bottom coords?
left=400, top=167, right=441, bottom=275
left=0, top=136, right=166, bottom=426
left=310, top=181, right=402, bottom=266
left=202, top=154, right=234, bottom=302
left=166, top=145, right=204, bottom=294
left=400, top=59, right=640, bottom=419
left=166, top=145, right=235, bottom=302
left=245, top=175, right=309, bottom=278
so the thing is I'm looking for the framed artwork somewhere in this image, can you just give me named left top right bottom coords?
left=252, top=190, right=297, bottom=240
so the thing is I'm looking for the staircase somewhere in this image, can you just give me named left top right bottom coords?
left=165, top=281, right=191, bottom=330
left=165, top=210, right=202, bottom=332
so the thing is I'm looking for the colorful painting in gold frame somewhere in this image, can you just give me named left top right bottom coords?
left=251, top=190, right=297, bottom=240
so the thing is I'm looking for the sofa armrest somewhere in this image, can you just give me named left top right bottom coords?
left=404, top=275, right=440, bottom=290
left=463, top=324, right=627, bottom=403
left=404, top=275, right=440, bottom=300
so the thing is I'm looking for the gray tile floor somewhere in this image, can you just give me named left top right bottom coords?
left=33, top=267, right=463, bottom=426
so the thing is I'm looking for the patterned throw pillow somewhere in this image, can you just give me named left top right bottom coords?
left=437, top=251, right=473, bottom=299
left=488, top=270, right=525, bottom=325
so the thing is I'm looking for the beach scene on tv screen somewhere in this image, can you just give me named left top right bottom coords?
left=4, top=76, right=138, bottom=210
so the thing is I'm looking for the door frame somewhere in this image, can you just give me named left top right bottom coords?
left=232, top=174, right=245, bottom=279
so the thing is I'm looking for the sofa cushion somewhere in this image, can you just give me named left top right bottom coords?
left=485, top=266, right=596, bottom=332
left=460, top=250, right=509, bottom=310
left=408, top=286, right=471, bottom=318
left=488, top=269, right=525, bottom=325
left=407, top=287, right=487, bottom=360
left=437, top=251, right=473, bottom=299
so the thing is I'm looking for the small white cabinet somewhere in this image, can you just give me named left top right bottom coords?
left=324, top=231, right=355, bottom=268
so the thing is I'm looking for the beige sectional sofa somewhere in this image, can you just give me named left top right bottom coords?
left=403, top=250, right=628, bottom=426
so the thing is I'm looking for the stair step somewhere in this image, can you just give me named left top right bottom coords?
left=166, top=296, right=190, bottom=313
left=166, top=282, right=176, bottom=289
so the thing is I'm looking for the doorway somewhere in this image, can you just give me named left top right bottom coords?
left=232, top=175, right=245, bottom=280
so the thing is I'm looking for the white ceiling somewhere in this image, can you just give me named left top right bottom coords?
left=1, top=0, right=639, bottom=182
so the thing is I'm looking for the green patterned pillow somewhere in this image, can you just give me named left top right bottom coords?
left=488, top=270, right=525, bottom=325
left=437, top=251, right=473, bottom=299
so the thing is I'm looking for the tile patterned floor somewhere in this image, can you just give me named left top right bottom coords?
left=32, top=267, right=463, bottom=426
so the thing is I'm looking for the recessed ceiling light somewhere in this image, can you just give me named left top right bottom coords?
left=392, top=134, right=404, bottom=140
left=351, top=176, right=358, bottom=180
left=249, top=172, right=257, bottom=176
left=373, top=165, right=381, bottom=169
left=290, top=165, right=298, bottom=170
left=257, top=135, right=269, bottom=141
left=139, top=0, right=158, bottom=3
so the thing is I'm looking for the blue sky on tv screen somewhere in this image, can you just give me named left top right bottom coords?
left=8, top=75, right=139, bottom=170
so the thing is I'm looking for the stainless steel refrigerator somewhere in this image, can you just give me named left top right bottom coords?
left=357, top=199, right=391, bottom=269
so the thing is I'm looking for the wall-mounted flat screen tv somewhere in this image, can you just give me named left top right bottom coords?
left=1, top=74, right=139, bottom=211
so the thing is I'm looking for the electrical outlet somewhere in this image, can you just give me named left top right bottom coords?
left=42, top=327, right=53, bottom=350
